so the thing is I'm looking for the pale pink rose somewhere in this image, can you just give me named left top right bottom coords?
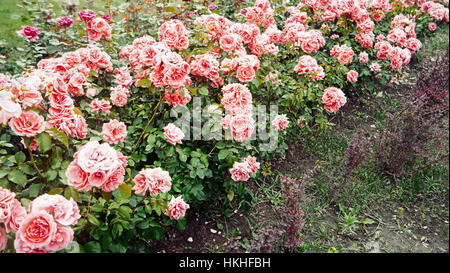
left=101, top=166, right=125, bottom=192
left=66, top=161, right=92, bottom=191
left=88, top=171, right=108, bottom=188
left=0, top=90, right=22, bottom=125
left=163, top=123, right=185, bottom=146
left=236, top=65, right=256, bottom=82
left=43, top=224, right=73, bottom=252
left=229, top=114, right=255, bottom=142
left=219, top=33, right=243, bottom=53
left=101, top=119, right=127, bottom=144
left=86, top=88, right=97, bottom=97
left=133, top=168, right=172, bottom=195
left=110, top=86, right=130, bottom=107
left=18, top=89, right=43, bottom=108
left=242, top=156, right=260, bottom=175
left=9, top=110, right=45, bottom=137
left=4, top=198, right=27, bottom=233
left=73, top=115, right=88, bottom=139
left=229, top=161, right=250, bottom=182
left=359, top=52, right=369, bottom=63
left=272, top=114, right=289, bottom=131
left=0, top=187, right=15, bottom=222
left=158, top=19, right=189, bottom=50
left=322, top=87, right=347, bottom=113
left=428, top=22, right=437, bottom=31
left=29, top=194, right=80, bottom=226
left=14, top=237, right=47, bottom=253
left=16, top=211, right=57, bottom=249
left=75, top=141, right=122, bottom=174
left=370, top=62, right=381, bottom=73
left=163, top=88, right=191, bottom=107
left=221, top=84, right=252, bottom=113
left=89, top=98, right=111, bottom=113
left=0, top=226, right=6, bottom=252
left=165, top=196, right=190, bottom=220
left=347, top=70, right=359, bottom=83
left=114, top=67, right=133, bottom=88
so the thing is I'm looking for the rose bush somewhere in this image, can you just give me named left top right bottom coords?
left=0, top=0, right=448, bottom=253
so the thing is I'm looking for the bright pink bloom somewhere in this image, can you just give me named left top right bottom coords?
left=9, top=110, right=45, bottom=137
left=322, top=87, right=347, bottom=113
left=102, top=119, right=127, bottom=145
left=272, top=114, right=289, bottom=131
left=165, top=196, right=190, bottom=220
left=133, top=168, right=172, bottom=195
left=163, top=123, right=185, bottom=146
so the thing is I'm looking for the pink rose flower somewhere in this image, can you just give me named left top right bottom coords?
left=0, top=90, right=22, bottom=125
left=102, top=119, right=127, bottom=145
left=4, top=198, right=27, bottom=233
left=17, top=26, right=40, bottom=42
left=229, top=161, right=250, bottom=182
left=101, top=166, right=125, bottom=192
left=359, top=52, right=369, bottom=63
left=133, top=168, right=172, bottom=195
left=272, top=114, right=289, bottom=131
left=9, top=110, right=45, bottom=137
left=29, top=194, right=80, bottom=226
left=347, top=70, right=359, bottom=83
left=43, top=224, right=74, bottom=252
left=66, top=162, right=92, bottom=191
left=163, top=123, right=185, bottom=146
left=322, top=87, right=347, bottom=113
left=229, top=114, right=255, bottom=142
left=0, top=226, right=6, bottom=252
left=165, top=196, right=190, bottom=220
left=110, top=86, right=130, bottom=107
left=242, top=156, right=260, bottom=175
left=89, top=98, right=111, bottom=113
left=15, top=211, right=57, bottom=249
left=297, top=117, right=306, bottom=128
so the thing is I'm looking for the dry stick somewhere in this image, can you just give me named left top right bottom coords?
left=130, top=96, right=163, bottom=156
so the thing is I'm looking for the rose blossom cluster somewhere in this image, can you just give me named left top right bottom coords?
left=86, top=17, right=112, bottom=42
left=244, top=0, right=275, bottom=28
left=163, top=88, right=191, bottom=107
left=165, top=196, right=190, bottom=220
left=420, top=1, right=449, bottom=22
left=190, top=53, right=221, bottom=82
left=221, top=83, right=255, bottom=143
left=163, top=123, right=185, bottom=146
left=330, top=44, right=355, bottom=65
left=66, top=141, right=128, bottom=192
left=294, top=55, right=325, bottom=80
left=229, top=156, right=260, bottom=182
left=101, top=119, right=127, bottom=144
left=322, top=87, right=347, bottom=113
left=221, top=54, right=260, bottom=83
left=1, top=187, right=80, bottom=253
left=133, top=168, right=172, bottom=195
left=387, top=15, right=422, bottom=54
left=120, top=35, right=191, bottom=89
left=158, top=19, right=190, bottom=51
left=272, top=114, right=289, bottom=131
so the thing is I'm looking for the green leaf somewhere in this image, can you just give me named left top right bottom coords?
left=360, top=218, right=375, bottom=225
left=227, top=190, right=234, bottom=202
left=48, top=187, right=64, bottom=195
left=176, top=216, right=187, bottom=230
left=25, top=183, right=43, bottom=198
left=47, top=128, right=69, bottom=150
left=199, top=87, right=209, bottom=95
left=35, top=132, right=52, bottom=153
left=118, top=184, right=132, bottom=199
left=83, top=241, right=102, bottom=253
left=218, top=150, right=228, bottom=161
left=64, top=187, right=81, bottom=202
left=8, top=169, right=28, bottom=187
left=87, top=214, right=101, bottom=226
left=15, top=151, right=26, bottom=163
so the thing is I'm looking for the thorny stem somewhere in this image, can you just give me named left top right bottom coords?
left=27, top=145, right=46, bottom=183
left=130, top=95, right=163, bottom=156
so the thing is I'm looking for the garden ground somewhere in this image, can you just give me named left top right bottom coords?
left=148, top=25, right=450, bottom=253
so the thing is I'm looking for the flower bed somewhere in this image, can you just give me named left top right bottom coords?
left=0, top=0, right=448, bottom=253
